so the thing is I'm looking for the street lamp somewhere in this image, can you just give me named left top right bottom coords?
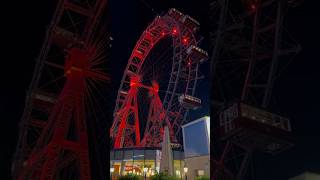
left=184, top=167, right=188, bottom=180
left=110, top=167, right=114, bottom=180
left=143, top=167, right=148, bottom=180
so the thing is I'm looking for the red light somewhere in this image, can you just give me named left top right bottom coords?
left=152, top=81, right=159, bottom=92
left=187, top=58, right=192, bottom=66
left=161, top=32, right=165, bottom=36
left=130, top=76, right=140, bottom=87
left=172, top=28, right=177, bottom=35
left=183, top=37, right=188, bottom=44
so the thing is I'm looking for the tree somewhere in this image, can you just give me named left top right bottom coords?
left=195, top=175, right=210, bottom=180
left=149, top=172, right=180, bottom=180
left=118, top=173, right=142, bottom=180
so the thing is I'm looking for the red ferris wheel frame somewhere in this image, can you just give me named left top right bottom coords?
left=110, top=9, right=207, bottom=149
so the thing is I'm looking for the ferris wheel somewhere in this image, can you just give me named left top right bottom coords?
left=110, top=8, right=208, bottom=149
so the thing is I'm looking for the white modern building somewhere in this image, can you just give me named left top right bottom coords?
left=182, top=116, right=210, bottom=179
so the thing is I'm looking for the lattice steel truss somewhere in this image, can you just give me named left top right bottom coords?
left=12, top=0, right=110, bottom=179
left=210, top=0, right=301, bottom=179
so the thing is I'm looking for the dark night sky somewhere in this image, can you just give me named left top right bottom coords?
left=1, top=0, right=319, bottom=180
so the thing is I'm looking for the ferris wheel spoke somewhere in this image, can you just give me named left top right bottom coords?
left=88, top=50, right=107, bottom=67
left=85, top=81, right=108, bottom=134
left=141, top=54, right=175, bottom=84
left=86, top=79, right=108, bottom=103
left=140, top=47, right=173, bottom=79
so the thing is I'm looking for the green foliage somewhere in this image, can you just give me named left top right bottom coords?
left=149, top=172, right=180, bottom=180
left=118, top=173, right=142, bottom=180
left=195, top=175, right=210, bottom=180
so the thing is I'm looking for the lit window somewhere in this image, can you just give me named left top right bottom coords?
left=197, top=170, right=205, bottom=176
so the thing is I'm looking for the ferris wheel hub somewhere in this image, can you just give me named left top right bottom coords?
left=64, top=48, right=89, bottom=76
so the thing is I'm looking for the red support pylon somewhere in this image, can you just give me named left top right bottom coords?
left=13, top=0, right=109, bottom=179
left=140, top=81, right=176, bottom=147
left=19, top=47, right=108, bottom=180
left=111, top=78, right=177, bottom=148
left=112, top=76, right=141, bottom=149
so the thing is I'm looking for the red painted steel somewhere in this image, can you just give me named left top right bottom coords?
left=14, top=1, right=109, bottom=179
left=110, top=8, right=205, bottom=149
left=18, top=47, right=108, bottom=180
left=113, top=76, right=141, bottom=149
left=139, top=81, right=169, bottom=147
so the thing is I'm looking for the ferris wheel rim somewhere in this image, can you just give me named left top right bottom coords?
left=112, top=12, right=201, bottom=142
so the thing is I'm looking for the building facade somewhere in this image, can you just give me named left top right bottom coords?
left=110, top=148, right=184, bottom=178
left=182, top=116, right=210, bottom=179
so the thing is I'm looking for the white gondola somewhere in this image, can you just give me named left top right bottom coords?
left=181, top=15, right=200, bottom=32
left=187, top=45, right=209, bottom=63
left=168, top=8, right=184, bottom=20
left=179, top=94, right=201, bottom=109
